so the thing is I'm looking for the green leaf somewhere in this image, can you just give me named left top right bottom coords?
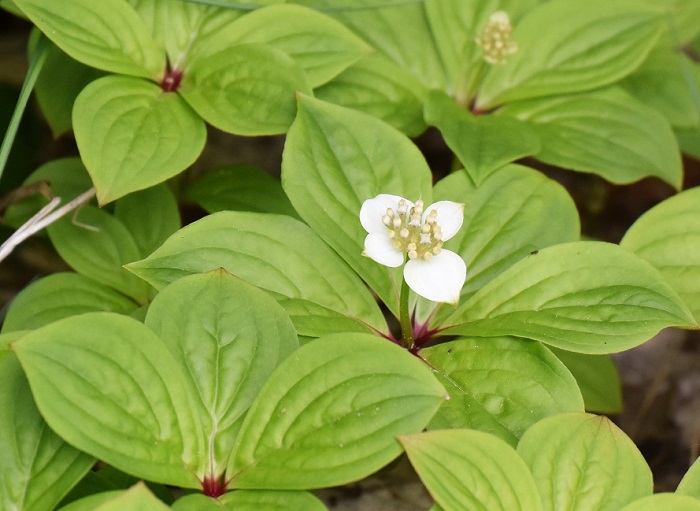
left=73, top=75, right=206, bottom=204
left=315, top=53, right=427, bottom=137
left=228, top=334, right=446, bottom=489
left=477, top=0, right=664, bottom=108
left=126, top=0, right=242, bottom=68
left=224, top=4, right=370, bottom=87
left=424, top=90, right=540, bottom=184
left=2, top=273, right=138, bottom=333
left=59, top=466, right=174, bottom=507
left=651, top=0, right=700, bottom=44
left=433, top=165, right=579, bottom=300
left=180, top=43, right=311, bottom=135
left=173, top=490, right=328, bottom=511
left=0, top=353, right=94, bottom=511
left=518, top=413, right=653, bottom=511
left=91, top=483, right=170, bottom=511
left=127, top=211, right=387, bottom=333
left=47, top=205, right=151, bottom=303
left=620, top=494, right=700, bottom=511
left=184, top=164, right=299, bottom=218
left=114, top=184, right=181, bottom=257
left=621, top=186, right=700, bottom=322
left=278, top=298, right=375, bottom=340
left=445, top=241, right=696, bottom=353
left=145, top=270, right=299, bottom=477
left=421, top=337, right=583, bottom=446
left=13, top=313, right=205, bottom=488
left=498, top=87, right=683, bottom=189
left=282, top=95, right=432, bottom=316
left=3, top=157, right=93, bottom=229
left=549, top=348, right=622, bottom=414
left=400, top=430, right=543, bottom=511
left=58, top=492, right=123, bottom=511
left=220, top=490, right=328, bottom=511
left=32, top=36, right=103, bottom=137
left=12, top=0, right=164, bottom=78
left=677, top=126, right=700, bottom=160
left=622, top=47, right=700, bottom=128
left=678, top=455, right=700, bottom=499
left=170, top=494, right=225, bottom=511
left=325, top=0, right=446, bottom=90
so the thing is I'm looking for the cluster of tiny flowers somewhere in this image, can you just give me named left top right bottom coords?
left=382, top=199, right=443, bottom=262
left=477, top=11, right=518, bottom=64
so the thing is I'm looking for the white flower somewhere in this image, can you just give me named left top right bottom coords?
left=360, top=194, right=467, bottom=304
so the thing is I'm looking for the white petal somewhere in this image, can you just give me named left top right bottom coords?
left=363, top=232, right=404, bottom=267
left=424, top=201, right=465, bottom=241
left=360, top=194, right=412, bottom=233
left=404, top=250, right=466, bottom=304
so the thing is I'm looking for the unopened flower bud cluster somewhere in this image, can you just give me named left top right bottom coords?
left=477, top=11, right=518, bottom=64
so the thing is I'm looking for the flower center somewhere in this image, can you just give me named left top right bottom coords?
left=382, top=199, right=443, bottom=261
left=477, top=11, right=518, bottom=64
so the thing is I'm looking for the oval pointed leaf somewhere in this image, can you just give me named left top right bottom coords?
left=425, top=91, right=540, bottom=184
left=421, top=337, right=583, bottom=446
left=477, top=0, right=664, bottom=107
left=0, top=353, right=94, bottom=511
left=33, top=38, right=103, bottom=137
left=12, top=0, right=164, bottom=78
left=91, top=483, right=170, bottom=511
left=433, top=164, right=579, bottom=300
left=315, top=53, right=427, bottom=137
left=445, top=241, right=696, bottom=353
left=549, top=348, right=622, bottom=414
left=620, top=494, right=700, bottom=511
left=184, top=164, right=298, bottom=218
left=145, top=270, right=299, bottom=477
left=114, top=184, right=180, bottom=257
left=678, top=455, right=700, bottom=499
left=127, top=211, right=387, bottom=333
left=228, top=334, right=447, bottom=489
left=13, top=313, right=205, bottom=488
left=180, top=43, right=311, bottom=135
left=518, top=413, right=653, bottom=511
left=621, top=186, right=700, bottom=322
left=325, top=0, right=446, bottom=90
left=73, top=75, right=206, bottom=204
left=400, top=430, right=543, bottom=511
left=220, top=490, right=327, bottom=511
left=226, top=4, right=371, bottom=87
left=622, top=47, right=700, bottom=129
left=278, top=298, right=375, bottom=340
left=126, top=0, right=242, bottom=68
left=282, top=96, right=433, bottom=315
left=47, top=205, right=151, bottom=303
left=2, top=273, right=138, bottom=333
left=498, top=87, right=683, bottom=188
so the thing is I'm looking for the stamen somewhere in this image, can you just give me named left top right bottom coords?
left=408, top=250, right=418, bottom=259
left=423, top=252, right=433, bottom=261
left=400, top=228, right=409, bottom=238
left=393, top=218, right=402, bottom=229
left=382, top=215, right=392, bottom=227
left=420, top=233, right=431, bottom=244
left=397, top=200, right=408, bottom=215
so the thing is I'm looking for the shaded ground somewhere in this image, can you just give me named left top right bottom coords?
left=2, top=9, right=700, bottom=507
